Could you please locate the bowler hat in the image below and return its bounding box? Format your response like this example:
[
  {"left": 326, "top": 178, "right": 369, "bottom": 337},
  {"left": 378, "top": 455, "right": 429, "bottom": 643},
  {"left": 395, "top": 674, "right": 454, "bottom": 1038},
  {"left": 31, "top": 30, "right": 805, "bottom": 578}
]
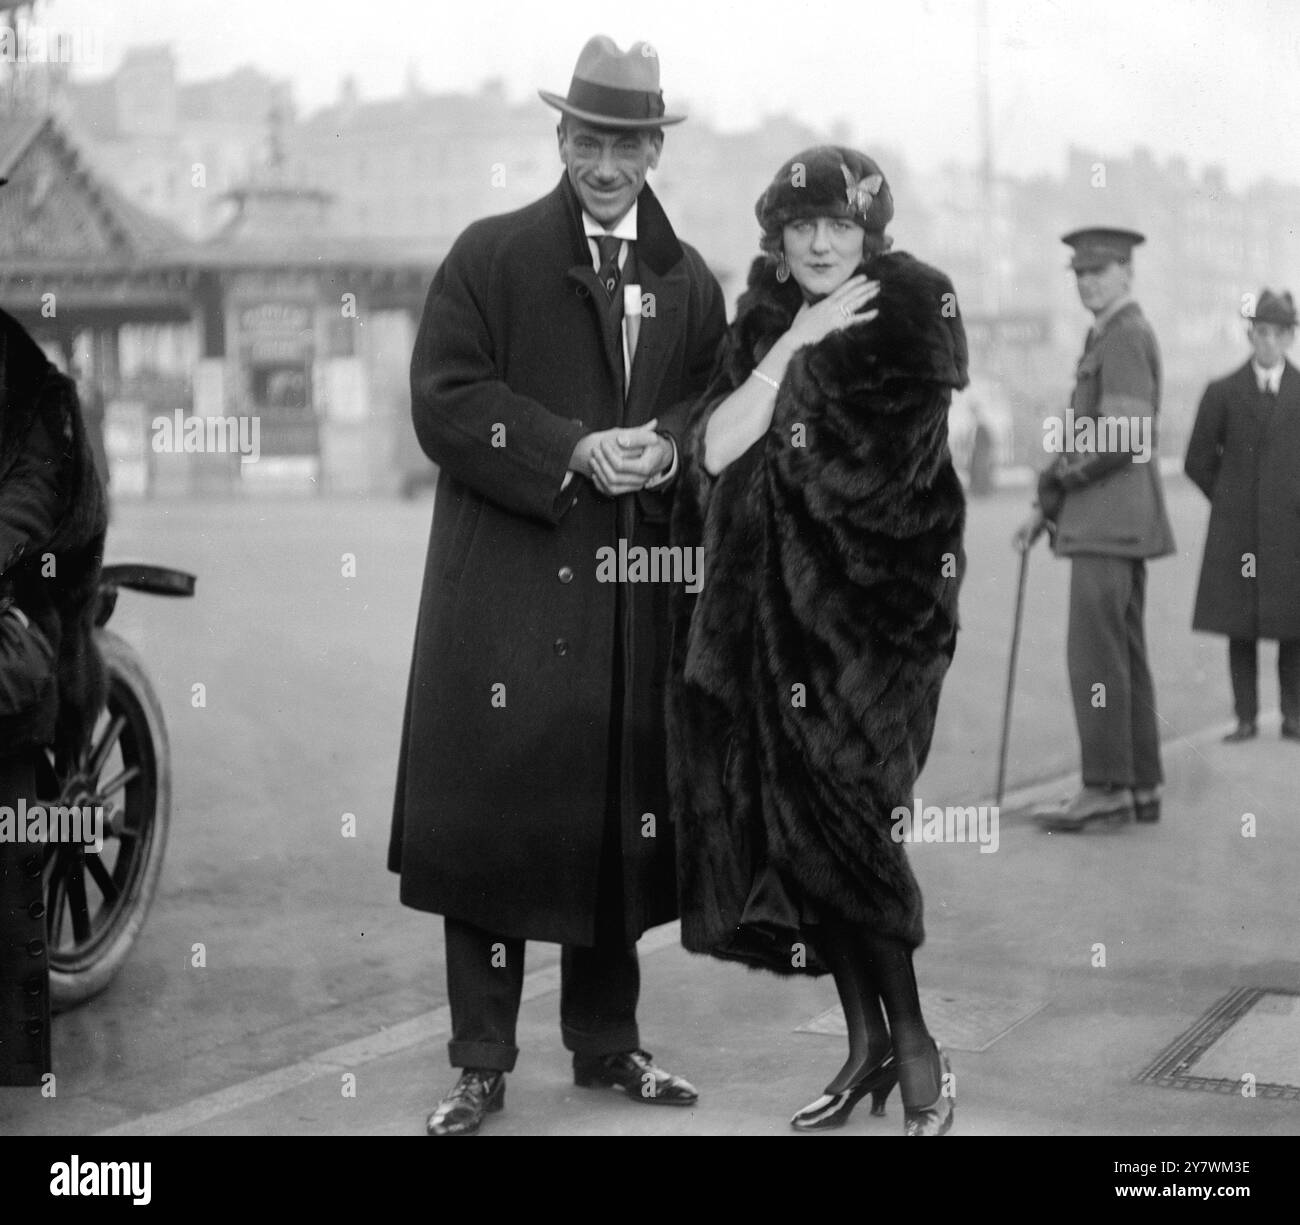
[
  {"left": 756, "top": 146, "right": 894, "bottom": 246},
  {"left": 539, "top": 35, "right": 684, "bottom": 129},
  {"left": 1246, "top": 289, "right": 1297, "bottom": 328},
  {"left": 1063, "top": 227, "right": 1145, "bottom": 271}
]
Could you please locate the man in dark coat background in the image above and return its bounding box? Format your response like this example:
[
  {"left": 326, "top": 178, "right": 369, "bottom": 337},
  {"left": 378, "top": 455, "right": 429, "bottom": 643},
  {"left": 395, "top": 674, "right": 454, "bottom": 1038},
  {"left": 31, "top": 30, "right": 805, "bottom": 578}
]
[
  {"left": 1015, "top": 228, "right": 1176, "bottom": 832},
  {"left": 388, "top": 36, "right": 725, "bottom": 1135},
  {"left": 1185, "top": 289, "right": 1300, "bottom": 742}
]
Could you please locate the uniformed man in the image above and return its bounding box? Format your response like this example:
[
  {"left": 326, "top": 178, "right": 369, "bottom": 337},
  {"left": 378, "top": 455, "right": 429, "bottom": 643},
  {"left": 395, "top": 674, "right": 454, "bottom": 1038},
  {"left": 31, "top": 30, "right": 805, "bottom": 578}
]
[
  {"left": 1014, "top": 228, "right": 1176, "bottom": 831},
  {"left": 1185, "top": 289, "right": 1300, "bottom": 742}
]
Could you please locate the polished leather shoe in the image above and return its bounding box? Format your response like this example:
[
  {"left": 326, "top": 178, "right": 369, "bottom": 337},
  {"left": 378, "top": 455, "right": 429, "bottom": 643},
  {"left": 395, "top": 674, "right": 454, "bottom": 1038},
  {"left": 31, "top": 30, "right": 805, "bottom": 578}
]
[
  {"left": 1282, "top": 721, "right": 1300, "bottom": 741},
  {"left": 573, "top": 1049, "right": 698, "bottom": 1105},
  {"left": 1034, "top": 785, "right": 1133, "bottom": 832},
  {"left": 1132, "top": 786, "right": 1161, "bottom": 824},
  {"left": 903, "top": 1043, "right": 954, "bottom": 1137},
  {"left": 791, "top": 1051, "right": 897, "bottom": 1130},
  {"left": 1223, "top": 721, "right": 1258, "bottom": 743},
  {"left": 426, "top": 1069, "right": 504, "bottom": 1136}
]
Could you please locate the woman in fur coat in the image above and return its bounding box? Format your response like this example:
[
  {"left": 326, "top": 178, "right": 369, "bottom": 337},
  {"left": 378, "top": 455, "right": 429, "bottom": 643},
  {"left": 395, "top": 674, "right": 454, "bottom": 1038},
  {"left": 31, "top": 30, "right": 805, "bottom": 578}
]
[{"left": 667, "top": 147, "right": 968, "bottom": 1135}]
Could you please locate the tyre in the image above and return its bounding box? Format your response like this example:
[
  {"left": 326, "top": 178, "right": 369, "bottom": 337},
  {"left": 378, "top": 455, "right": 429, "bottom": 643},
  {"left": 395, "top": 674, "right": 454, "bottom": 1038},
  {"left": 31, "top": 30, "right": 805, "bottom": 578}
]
[{"left": 39, "top": 628, "right": 171, "bottom": 1011}]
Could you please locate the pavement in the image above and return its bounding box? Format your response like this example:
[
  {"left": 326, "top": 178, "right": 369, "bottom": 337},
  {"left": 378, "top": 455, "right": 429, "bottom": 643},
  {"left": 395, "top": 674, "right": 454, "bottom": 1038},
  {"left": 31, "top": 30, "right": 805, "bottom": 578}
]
[
  {"left": 3, "top": 487, "right": 1297, "bottom": 1140},
  {"left": 67, "top": 714, "right": 1300, "bottom": 1138}
]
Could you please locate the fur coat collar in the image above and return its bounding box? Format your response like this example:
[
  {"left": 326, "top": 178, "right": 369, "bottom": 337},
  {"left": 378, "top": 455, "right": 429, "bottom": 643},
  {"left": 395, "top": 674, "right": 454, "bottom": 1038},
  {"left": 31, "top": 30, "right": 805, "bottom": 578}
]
[{"left": 667, "top": 250, "right": 968, "bottom": 968}]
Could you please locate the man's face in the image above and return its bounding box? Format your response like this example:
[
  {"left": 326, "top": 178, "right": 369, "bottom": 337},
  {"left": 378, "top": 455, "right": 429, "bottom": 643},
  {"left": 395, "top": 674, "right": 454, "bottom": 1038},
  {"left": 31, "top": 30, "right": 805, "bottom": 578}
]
[
  {"left": 1249, "top": 321, "right": 1293, "bottom": 369},
  {"left": 1074, "top": 260, "right": 1130, "bottom": 316},
  {"left": 558, "top": 120, "right": 661, "bottom": 226}
]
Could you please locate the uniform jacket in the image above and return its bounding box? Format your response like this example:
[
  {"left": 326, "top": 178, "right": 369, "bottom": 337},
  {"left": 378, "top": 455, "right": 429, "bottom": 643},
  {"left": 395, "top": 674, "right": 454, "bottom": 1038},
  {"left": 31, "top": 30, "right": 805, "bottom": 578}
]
[
  {"left": 1185, "top": 359, "right": 1300, "bottom": 640},
  {"left": 667, "top": 253, "right": 968, "bottom": 965},
  {"left": 1038, "top": 301, "right": 1176, "bottom": 559},
  {"left": 388, "top": 176, "right": 726, "bottom": 946}
]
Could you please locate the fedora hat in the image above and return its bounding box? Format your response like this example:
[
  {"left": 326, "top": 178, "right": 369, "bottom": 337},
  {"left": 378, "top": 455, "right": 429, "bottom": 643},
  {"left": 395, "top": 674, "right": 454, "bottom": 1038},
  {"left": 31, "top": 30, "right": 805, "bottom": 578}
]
[
  {"left": 1246, "top": 288, "right": 1297, "bottom": 328},
  {"left": 539, "top": 35, "right": 685, "bottom": 129}
]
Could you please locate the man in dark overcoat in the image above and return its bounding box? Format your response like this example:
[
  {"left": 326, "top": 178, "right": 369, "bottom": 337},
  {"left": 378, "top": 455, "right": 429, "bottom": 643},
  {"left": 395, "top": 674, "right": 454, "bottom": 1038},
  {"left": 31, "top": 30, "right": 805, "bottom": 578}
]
[
  {"left": 0, "top": 288, "right": 107, "bottom": 1086},
  {"left": 1185, "top": 289, "right": 1300, "bottom": 741},
  {"left": 1015, "top": 228, "right": 1175, "bottom": 831},
  {"left": 388, "top": 36, "right": 725, "bottom": 1134}
]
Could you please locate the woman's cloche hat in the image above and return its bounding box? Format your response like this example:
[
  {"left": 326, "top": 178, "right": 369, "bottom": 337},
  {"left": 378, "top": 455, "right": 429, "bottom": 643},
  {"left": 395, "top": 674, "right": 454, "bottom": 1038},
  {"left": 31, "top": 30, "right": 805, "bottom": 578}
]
[
  {"left": 755, "top": 146, "right": 894, "bottom": 251},
  {"left": 539, "top": 35, "right": 685, "bottom": 129}
]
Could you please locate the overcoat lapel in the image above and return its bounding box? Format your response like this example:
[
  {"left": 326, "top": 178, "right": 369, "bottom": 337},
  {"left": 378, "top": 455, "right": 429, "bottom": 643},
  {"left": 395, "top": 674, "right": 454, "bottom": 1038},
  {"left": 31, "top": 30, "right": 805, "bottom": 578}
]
[
  {"left": 1278, "top": 359, "right": 1300, "bottom": 413},
  {"left": 625, "top": 185, "right": 686, "bottom": 428}
]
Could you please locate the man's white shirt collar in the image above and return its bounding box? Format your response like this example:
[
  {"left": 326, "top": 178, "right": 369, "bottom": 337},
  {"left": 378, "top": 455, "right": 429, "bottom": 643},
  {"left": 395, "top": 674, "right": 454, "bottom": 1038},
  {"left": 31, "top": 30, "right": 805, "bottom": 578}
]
[
  {"left": 1252, "top": 360, "right": 1284, "bottom": 394},
  {"left": 582, "top": 203, "right": 638, "bottom": 245}
]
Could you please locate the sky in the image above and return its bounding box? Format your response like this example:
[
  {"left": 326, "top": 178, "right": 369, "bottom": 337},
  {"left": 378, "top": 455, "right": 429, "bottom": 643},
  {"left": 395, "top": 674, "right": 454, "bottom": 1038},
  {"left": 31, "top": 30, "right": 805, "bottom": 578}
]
[{"left": 28, "top": 0, "right": 1300, "bottom": 191}]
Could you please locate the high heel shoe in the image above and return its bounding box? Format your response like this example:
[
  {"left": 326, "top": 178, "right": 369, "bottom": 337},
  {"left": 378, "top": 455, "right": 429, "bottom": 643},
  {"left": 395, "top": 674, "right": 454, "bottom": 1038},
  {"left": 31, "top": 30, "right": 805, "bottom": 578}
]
[
  {"left": 790, "top": 1051, "right": 897, "bottom": 1130},
  {"left": 902, "top": 1042, "right": 954, "bottom": 1136}
]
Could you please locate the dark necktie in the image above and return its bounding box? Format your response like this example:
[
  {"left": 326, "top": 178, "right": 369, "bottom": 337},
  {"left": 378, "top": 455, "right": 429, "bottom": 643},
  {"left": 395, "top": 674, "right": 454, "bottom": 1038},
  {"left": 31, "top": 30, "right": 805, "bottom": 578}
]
[
  {"left": 596, "top": 235, "right": 622, "bottom": 300},
  {"left": 1256, "top": 380, "right": 1278, "bottom": 435}
]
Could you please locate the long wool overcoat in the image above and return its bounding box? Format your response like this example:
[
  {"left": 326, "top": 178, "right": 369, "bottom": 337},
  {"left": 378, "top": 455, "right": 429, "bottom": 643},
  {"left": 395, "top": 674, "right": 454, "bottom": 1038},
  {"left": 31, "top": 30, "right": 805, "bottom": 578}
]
[
  {"left": 388, "top": 176, "right": 725, "bottom": 947},
  {"left": 666, "top": 252, "right": 968, "bottom": 970},
  {"left": 1185, "top": 359, "right": 1300, "bottom": 641}
]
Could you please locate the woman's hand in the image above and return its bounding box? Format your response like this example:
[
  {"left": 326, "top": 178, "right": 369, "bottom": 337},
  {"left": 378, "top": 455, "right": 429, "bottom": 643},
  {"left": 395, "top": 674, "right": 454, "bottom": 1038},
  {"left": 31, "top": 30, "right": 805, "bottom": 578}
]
[{"left": 784, "top": 275, "right": 880, "bottom": 350}]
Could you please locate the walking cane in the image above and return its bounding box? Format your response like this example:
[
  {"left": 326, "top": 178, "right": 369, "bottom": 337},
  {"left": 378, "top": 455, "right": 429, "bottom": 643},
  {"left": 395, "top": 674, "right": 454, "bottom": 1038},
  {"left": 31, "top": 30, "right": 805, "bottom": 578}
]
[{"left": 995, "top": 541, "right": 1032, "bottom": 809}]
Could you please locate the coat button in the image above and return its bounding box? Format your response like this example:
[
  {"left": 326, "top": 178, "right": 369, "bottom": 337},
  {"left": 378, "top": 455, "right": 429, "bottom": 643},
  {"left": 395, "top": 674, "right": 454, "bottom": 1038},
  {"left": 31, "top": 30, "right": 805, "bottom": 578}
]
[
  {"left": 576, "top": 286, "right": 589, "bottom": 299},
  {"left": 27, "top": 900, "right": 45, "bottom": 920},
  {"left": 25, "top": 1020, "right": 43, "bottom": 1036},
  {"left": 553, "top": 638, "right": 568, "bottom": 656},
  {"left": 558, "top": 566, "right": 574, "bottom": 584},
  {"left": 23, "top": 975, "right": 43, "bottom": 997},
  {"left": 23, "top": 856, "right": 41, "bottom": 879},
  {"left": 27, "top": 939, "right": 44, "bottom": 957}
]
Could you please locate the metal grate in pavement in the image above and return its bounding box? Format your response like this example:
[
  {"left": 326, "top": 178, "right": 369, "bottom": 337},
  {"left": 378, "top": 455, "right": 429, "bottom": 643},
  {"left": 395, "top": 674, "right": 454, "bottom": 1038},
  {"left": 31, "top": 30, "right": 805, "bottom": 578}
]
[
  {"left": 797, "top": 988, "right": 1050, "bottom": 1053},
  {"left": 1136, "top": 987, "right": 1300, "bottom": 1099}
]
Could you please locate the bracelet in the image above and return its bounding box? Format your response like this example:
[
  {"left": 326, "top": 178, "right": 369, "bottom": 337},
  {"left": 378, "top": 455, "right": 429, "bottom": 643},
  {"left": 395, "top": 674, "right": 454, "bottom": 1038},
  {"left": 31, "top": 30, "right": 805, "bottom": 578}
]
[{"left": 749, "top": 369, "right": 780, "bottom": 391}]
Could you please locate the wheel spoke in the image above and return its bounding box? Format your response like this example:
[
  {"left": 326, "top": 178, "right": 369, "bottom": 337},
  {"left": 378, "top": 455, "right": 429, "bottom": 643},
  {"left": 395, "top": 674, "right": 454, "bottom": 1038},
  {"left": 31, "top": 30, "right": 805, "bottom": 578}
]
[
  {"left": 93, "top": 765, "right": 141, "bottom": 802},
  {"left": 47, "top": 861, "right": 69, "bottom": 948},
  {"left": 67, "top": 860, "right": 93, "bottom": 944},
  {"left": 84, "top": 853, "right": 120, "bottom": 908},
  {"left": 86, "top": 714, "right": 127, "bottom": 783}
]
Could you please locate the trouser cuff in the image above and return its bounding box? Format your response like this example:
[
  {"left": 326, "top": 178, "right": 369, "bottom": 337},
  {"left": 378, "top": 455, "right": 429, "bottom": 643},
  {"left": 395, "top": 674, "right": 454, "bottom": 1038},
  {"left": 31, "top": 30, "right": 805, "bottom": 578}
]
[
  {"left": 448, "top": 1040, "right": 518, "bottom": 1073},
  {"left": 561, "top": 1022, "right": 640, "bottom": 1059}
]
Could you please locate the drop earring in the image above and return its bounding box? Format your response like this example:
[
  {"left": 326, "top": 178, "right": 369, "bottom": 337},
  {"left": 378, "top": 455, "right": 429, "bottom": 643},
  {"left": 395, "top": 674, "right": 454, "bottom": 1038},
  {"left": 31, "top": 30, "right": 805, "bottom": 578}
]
[{"left": 776, "top": 253, "right": 790, "bottom": 283}]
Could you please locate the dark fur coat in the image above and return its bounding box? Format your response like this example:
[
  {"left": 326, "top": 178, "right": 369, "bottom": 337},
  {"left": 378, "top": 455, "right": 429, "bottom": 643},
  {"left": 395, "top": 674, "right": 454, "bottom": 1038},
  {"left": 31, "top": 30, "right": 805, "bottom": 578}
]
[
  {"left": 0, "top": 309, "right": 107, "bottom": 757},
  {"left": 666, "top": 252, "right": 968, "bottom": 972}
]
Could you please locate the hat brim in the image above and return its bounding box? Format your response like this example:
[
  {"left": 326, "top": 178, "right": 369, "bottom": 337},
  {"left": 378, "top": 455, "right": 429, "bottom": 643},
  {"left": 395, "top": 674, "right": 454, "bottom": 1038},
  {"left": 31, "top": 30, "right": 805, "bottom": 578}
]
[
  {"left": 1069, "top": 257, "right": 1118, "bottom": 272},
  {"left": 538, "top": 90, "right": 685, "bottom": 128}
]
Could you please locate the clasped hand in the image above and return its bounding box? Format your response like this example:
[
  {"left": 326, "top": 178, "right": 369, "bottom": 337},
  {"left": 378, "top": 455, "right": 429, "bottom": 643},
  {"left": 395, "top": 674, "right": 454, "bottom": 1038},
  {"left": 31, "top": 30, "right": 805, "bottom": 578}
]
[{"left": 571, "top": 419, "right": 672, "bottom": 496}]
